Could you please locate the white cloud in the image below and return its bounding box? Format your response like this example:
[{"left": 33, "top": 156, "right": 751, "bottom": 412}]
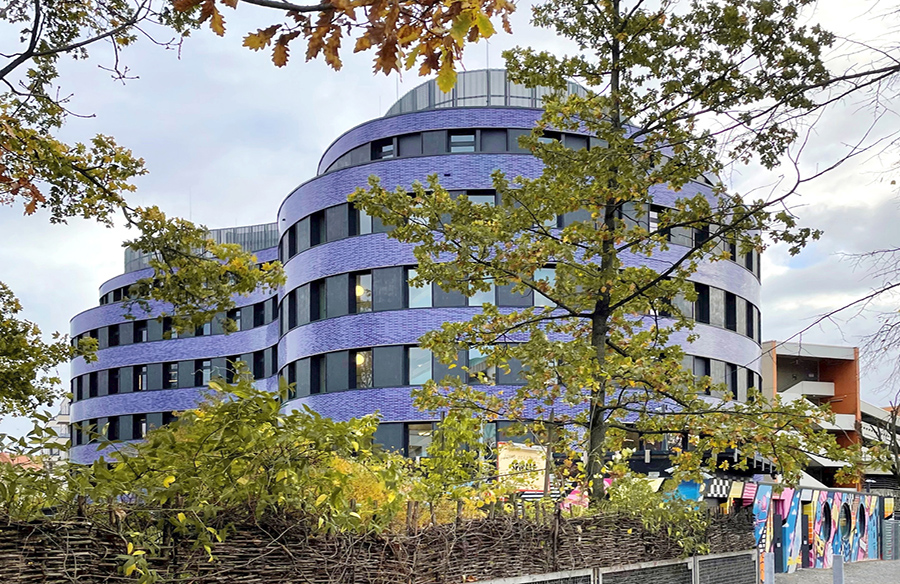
[{"left": 3, "top": 0, "right": 900, "bottom": 437}]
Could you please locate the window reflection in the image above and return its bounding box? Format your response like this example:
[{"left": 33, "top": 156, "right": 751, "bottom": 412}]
[
  {"left": 468, "top": 348, "right": 497, "bottom": 384},
  {"left": 408, "top": 347, "right": 432, "bottom": 385},
  {"left": 468, "top": 282, "right": 494, "bottom": 306},
  {"left": 407, "top": 269, "right": 431, "bottom": 308},
  {"left": 354, "top": 350, "right": 373, "bottom": 388},
  {"left": 354, "top": 273, "right": 373, "bottom": 313},
  {"left": 407, "top": 423, "right": 433, "bottom": 458},
  {"left": 534, "top": 267, "right": 556, "bottom": 307},
  {"left": 449, "top": 131, "right": 476, "bottom": 153}
]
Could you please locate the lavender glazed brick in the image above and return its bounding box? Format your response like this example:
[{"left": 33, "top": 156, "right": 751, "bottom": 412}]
[
  {"left": 97, "top": 248, "right": 277, "bottom": 297},
  {"left": 70, "top": 321, "right": 279, "bottom": 376},
  {"left": 67, "top": 91, "right": 762, "bottom": 442},
  {"left": 317, "top": 108, "right": 552, "bottom": 174}
]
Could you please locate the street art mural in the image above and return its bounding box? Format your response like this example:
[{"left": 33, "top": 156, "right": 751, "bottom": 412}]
[
  {"left": 733, "top": 482, "right": 887, "bottom": 574},
  {"left": 699, "top": 477, "right": 893, "bottom": 578}
]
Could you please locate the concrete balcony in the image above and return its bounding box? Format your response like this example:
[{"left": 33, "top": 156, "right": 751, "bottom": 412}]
[
  {"left": 782, "top": 380, "right": 835, "bottom": 397},
  {"left": 820, "top": 413, "right": 857, "bottom": 432}
]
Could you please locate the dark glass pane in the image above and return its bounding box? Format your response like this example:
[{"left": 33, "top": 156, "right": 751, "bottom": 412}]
[
  {"left": 354, "top": 273, "right": 373, "bottom": 313},
  {"left": 408, "top": 348, "right": 432, "bottom": 385},
  {"left": 354, "top": 350, "right": 373, "bottom": 388}
]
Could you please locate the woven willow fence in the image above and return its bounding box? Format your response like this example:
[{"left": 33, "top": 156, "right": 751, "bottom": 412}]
[{"left": 0, "top": 507, "right": 754, "bottom": 584}]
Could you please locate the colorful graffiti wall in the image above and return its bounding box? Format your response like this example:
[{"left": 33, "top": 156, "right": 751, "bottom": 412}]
[{"left": 730, "top": 481, "right": 889, "bottom": 574}]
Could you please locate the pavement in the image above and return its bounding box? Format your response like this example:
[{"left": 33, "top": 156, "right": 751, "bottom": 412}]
[{"left": 775, "top": 560, "right": 900, "bottom": 583}]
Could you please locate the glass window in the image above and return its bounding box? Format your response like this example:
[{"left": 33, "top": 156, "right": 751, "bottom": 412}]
[
  {"left": 163, "top": 317, "right": 178, "bottom": 339},
  {"left": 310, "top": 210, "right": 326, "bottom": 246},
  {"left": 839, "top": 504, "right": 851, "bottom": 538},
  {"left": 311, "top": 280, "right": 327, "bottom": 320},
  {"left": 372, "top": 138, "right": 394, "bottom": 160},
  {"left": 87, "top": 418, "right": 99, "bottom": 443},
  {"left": 352, "top": 203, "right": 372, "bottom": 236},
  {"left": 108, "top": 324, "right": 120, "bottom": 347},
  {"left": 726, "top": 363, "right": 738, "bottom": 399},
  {"left": 465, "top": 190, "right": 495, "bottom": 206},
  {"left": 694, "top": 283, "right": 710, "bottom": 324},
  {"left": 408, "top": 347, "right": 432, "bottom": 385},
  {"left": 649, "top": 205, "right": 670, "bottom": 240},
  {"left": 108, "top": 368, "right": 119, "bottom": 395},
  {"left": 194, "top": 359, "right": 212, "bottom": 386},
  {"left": 88, "top": 372, "right": 98, "bottom": 398},
  {"left": 287, "top": 224, "right": 297, "bottom": 257},
  {"left": 133, "top": 414, "right": 146, "bottom": 440},
  {"left": 133, "top": 321, "right": 148, "bottom": 343},
  {"left": 354, "top": 273, "right": 373, "bottom": 313},
  {"left": 693, "top": 357, "right": 711, "bottom": 394},
  {"left": 163, "top": 362, "right": 178, "bottom": 389},
  {"left": 537, "top": 131, "right": 561, "bottom": 144},
  {"left": 449, "top": 131, "right": 476, "bottom": 153},
  {"left": 468, "top": 348, "right": 497, "bottom": 384},
  {"left": 227, "top": 308, "right": 242, "bottom": 331},
  {"left": 134, "top": 365, "right": 148, "bottom": 392},
  {"left": 534, "top": 267, "right": 556, "bottom": 307},
  {"left": 287, "top": 291, "right": 297, "bottom": 329},
  {"left": 724, "top": 292, "right": 737, "bottom": 331},
  {"left": 195, "top": 321, "right": 211, "bottom": 337},
  {"left": 253, "top": 352, "right": 265, "bottom": 380},
  {"left": 253, "top": 302, "right": 265, "bottom": 327},
  {"left": 107, "top": 416, "right": 119, "bottom": 441},
  {"left": 468, "top": 283, "right": 494, "bottom": 306},
  {"left": 311, "top": 355, "right": 325, "bottom": 394},
  {"left": 407, "top": 423, "right": 433, "bottom": 458},
  {"left": 113, "top": 288, "right": 123, "bottom": 302},
  {"left": 407, "top": 268, "right": 431, "bottom": 308},
  {"left": 353, "top": 350, "right": 373, "bottom": 388}
]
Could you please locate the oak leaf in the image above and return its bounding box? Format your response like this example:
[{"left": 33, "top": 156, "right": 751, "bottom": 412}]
[
  {"left": 273, "top": 43, "right": 289, "bottom": 67},
  {"left": 210, "top": 6, "right": 226, "bottom": 36},
  {"left": 243, "top": 25, "right": 281, "bottom": 50},
  {"left": 198, "top": 0, "right": 214, "bottom": 23},
  {"left": 172, "top": 0, "right": 202, "bottom": 11}
]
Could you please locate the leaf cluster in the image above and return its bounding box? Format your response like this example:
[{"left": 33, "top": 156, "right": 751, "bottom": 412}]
[
  {"left": 350, "top": 0, "right": 859, "bottom": 498},
  {"left": 0, "top": 282, "right": 93, "bottom": 416}
]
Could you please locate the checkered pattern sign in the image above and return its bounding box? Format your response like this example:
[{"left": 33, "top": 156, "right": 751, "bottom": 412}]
[{"left": 706, "top": 478, "right": 732, "bottom": 499}]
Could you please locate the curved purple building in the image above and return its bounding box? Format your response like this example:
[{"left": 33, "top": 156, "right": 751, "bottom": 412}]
[{"left": 69, "top": 70, "right": 762, "bottom": 463}]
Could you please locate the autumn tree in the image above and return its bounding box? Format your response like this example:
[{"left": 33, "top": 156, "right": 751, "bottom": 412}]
[
  {"left": 1, "top": 0, "right": 513, "bottom": 413},
  {"left": 352, "top": 0, "right": 873, "bottom": 502}
]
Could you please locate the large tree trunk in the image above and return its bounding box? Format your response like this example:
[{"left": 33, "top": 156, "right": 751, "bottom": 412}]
[{"left": 587, "top": 0, "right": 622, "bottom": 506}]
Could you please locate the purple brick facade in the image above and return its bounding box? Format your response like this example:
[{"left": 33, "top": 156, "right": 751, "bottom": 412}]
[{"left": 69, "top": 82, "right": 762, "bottom": 463}]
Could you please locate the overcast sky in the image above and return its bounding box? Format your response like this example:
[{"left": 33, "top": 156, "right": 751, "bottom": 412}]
[{"left": 2, "top": 1, "right": 899, "bottom": 436}]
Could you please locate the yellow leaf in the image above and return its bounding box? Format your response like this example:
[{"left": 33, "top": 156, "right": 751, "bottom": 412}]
[
  {"left": 124, "top": 564, "right": 136, "bottom": 576},
  {"left": 177, "top": 512, "right": 186, "bottom": 523},
  {"left": 243, "top": 25, "right": 281, "bottom": 51},
  {"left": 475, "top": 13, "right": 495, "bottom": 38},
  {"left": 273, "top": 43, "right": 289, "bottom": 67},
  {"left": 208, "top": 380, "right": 223, "bottom": 391},
  {"left": 449, "top": 13, "right": 473, "bottom": 43},
  {"left": 127, "top": 542, "right": 134, "bottom": 554},
  {"left": 163, "top": 475, "right": 176, "bottom": 488},
  {"left": 316, "top": 493, "right": 328, "bottom": 506},
  {"left": 354, "top": 35, "right": 372, "bottom": 53},
  {"left": 437, "top": 62, "right": 456, "bottom": 91},
  {"left": 210, "top": 6, "right": 226, "bottom": 36}
]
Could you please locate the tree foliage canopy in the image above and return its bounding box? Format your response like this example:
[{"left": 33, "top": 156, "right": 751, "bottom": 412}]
[
  {"left": 352, "top": 0, "right": 872, "bottom": 500},
  {"left": 1, "top": 0, "right": 512, "bottom": 411}
]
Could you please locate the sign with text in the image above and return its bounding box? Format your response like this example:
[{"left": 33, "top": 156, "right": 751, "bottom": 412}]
[{"left": 497, "top": 441, "right": 546, "bottom": 491}]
